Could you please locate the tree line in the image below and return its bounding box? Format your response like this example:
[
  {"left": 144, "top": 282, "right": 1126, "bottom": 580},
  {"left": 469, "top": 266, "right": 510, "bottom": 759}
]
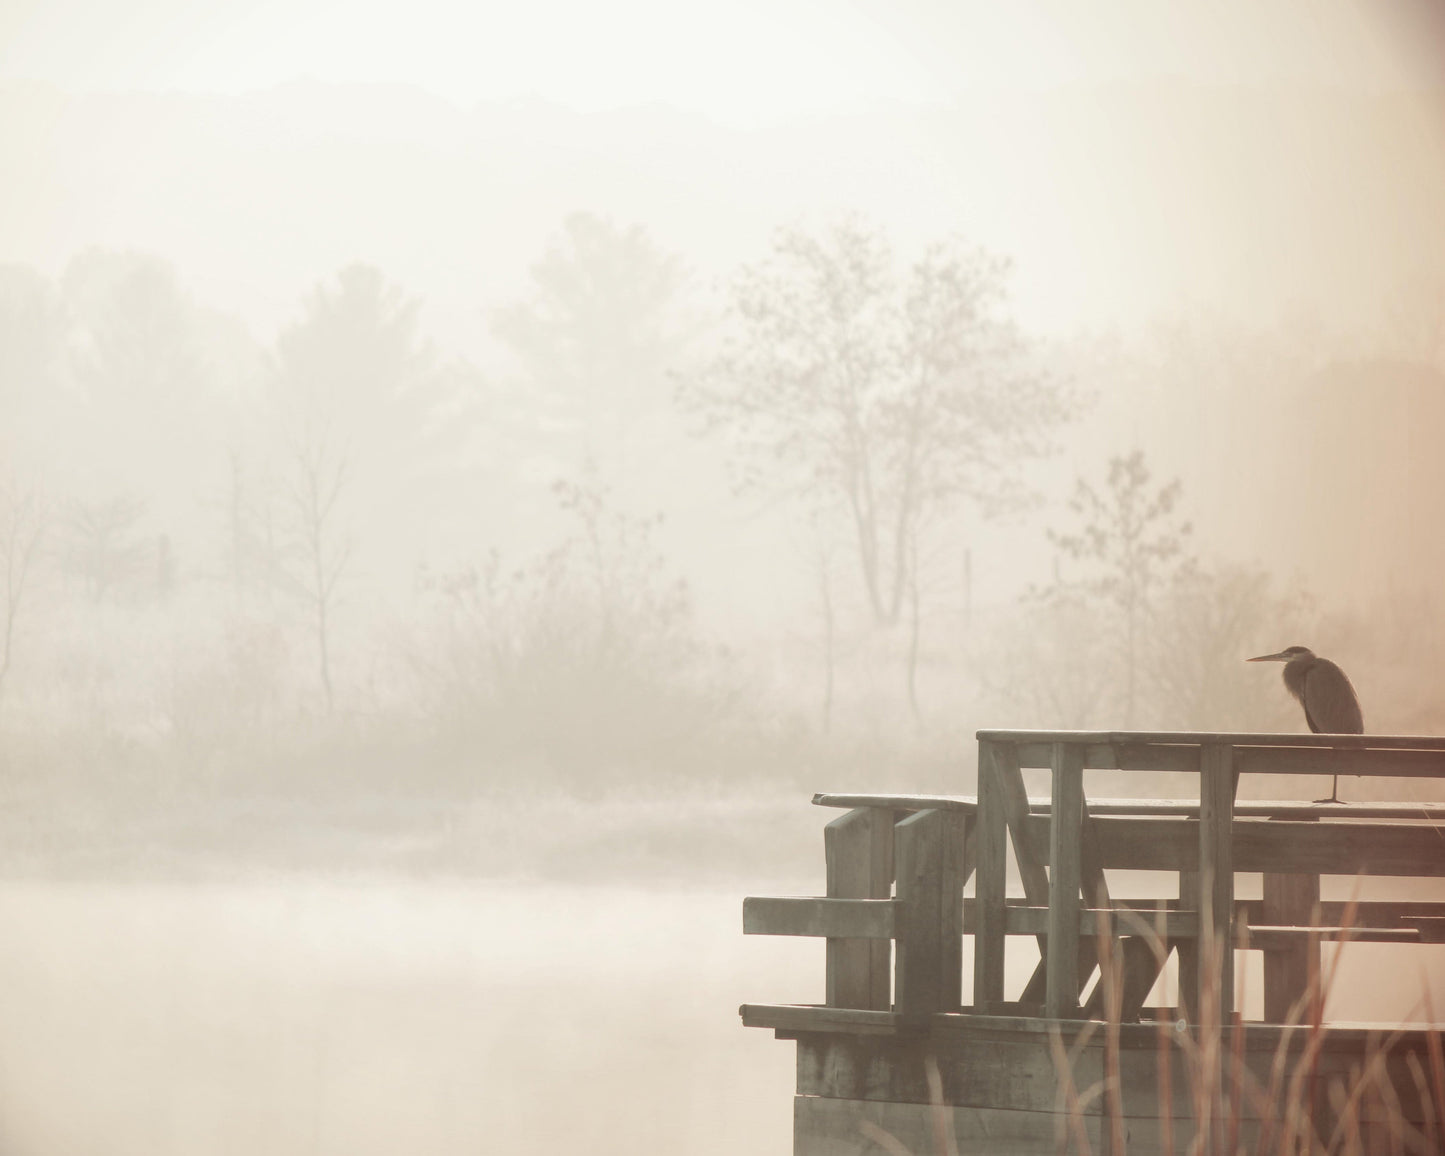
[{"left": 0, "top": 214, "right": 1392, "bottom": 789}]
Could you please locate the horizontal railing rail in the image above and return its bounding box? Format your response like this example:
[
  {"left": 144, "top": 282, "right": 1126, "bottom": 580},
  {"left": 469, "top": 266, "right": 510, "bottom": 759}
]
[
  {"left": 977, "top": 728, "right": 1445, "bottom": 750},
  {"left": 814, "top": 791, "right": 1445, "bottom": 821}
]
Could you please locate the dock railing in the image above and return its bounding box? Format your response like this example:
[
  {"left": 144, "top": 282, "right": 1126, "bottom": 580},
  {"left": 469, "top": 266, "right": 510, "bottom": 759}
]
[{"left": 744, "top": 729, "right": 1445, "bottom": 1029}]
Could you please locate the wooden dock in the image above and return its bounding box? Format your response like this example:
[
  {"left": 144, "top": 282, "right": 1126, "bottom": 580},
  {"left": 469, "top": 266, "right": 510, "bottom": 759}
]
[{"left": 741, "top": 729, "right": 1445, "bottom": 1154}]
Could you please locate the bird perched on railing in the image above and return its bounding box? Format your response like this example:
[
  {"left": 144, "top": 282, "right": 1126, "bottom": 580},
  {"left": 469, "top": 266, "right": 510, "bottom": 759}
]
[{"left": 1247, "top": 645, "right": 1363, "bottom": 803}]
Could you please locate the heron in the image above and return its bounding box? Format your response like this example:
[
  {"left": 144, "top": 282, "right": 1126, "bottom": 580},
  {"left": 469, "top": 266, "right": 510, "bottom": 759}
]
[{"left": 1247, "top": 645, "right": 1364, "bottom": 803}]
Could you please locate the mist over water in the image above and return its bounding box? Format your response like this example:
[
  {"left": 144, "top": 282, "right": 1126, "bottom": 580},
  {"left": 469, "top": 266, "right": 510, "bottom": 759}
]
[
  {"left": 0, "top": 881, "right": 804, "bottom": 1155},
  {"left": 3, "top": 2, "right": 1445, "bottom": 1152}
]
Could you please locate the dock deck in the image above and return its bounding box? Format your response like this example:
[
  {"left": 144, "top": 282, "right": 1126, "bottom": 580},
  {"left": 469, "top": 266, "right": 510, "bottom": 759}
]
[{"left": 741, "top": 729, "right": 1445, "bottom": 1154}]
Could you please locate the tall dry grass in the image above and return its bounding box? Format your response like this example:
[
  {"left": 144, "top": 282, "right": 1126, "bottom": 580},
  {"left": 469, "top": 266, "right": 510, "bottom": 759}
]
[
  {"left": 865, "top": 892, "right": 1445, "bottom": 1155},
  {"left": 1058, "top": 894, "right": 1445, "bottom": 1155}
]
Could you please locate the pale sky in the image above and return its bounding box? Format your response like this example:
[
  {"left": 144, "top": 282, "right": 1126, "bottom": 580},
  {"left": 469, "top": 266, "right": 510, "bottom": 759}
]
[{"left": 0, "top": 0, "right": 1433, "bottom": 124}]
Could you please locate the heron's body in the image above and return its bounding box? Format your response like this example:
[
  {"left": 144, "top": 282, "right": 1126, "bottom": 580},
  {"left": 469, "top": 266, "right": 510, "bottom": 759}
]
[
  {"left": 1279, "top": 653, "right": 1364, "bottom": 736},
  {"left": 1248, "top": 645, "right": 1364, "bottom": 801}
]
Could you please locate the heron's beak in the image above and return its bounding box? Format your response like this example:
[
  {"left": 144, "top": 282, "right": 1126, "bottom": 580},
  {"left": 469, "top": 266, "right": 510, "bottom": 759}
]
[{"left": 1247, "top": 652, "right": 1289, "bottom": 663}]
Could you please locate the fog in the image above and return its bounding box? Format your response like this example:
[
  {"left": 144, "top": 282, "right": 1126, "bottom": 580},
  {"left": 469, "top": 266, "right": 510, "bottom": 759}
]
[{"left": 2, "top": 2, "right": 1445, "bottom": 1153}]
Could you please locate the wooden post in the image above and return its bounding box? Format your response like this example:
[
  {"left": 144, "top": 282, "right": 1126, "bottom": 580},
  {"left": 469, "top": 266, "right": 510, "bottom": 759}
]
[
  {"left": 1177, "top": 870, "right": 1199, "bottom": 1022},
  {"left": 895, "top": 808, "right": 965, "bottom": 1015},
  {"left": 825, "top": 807, "right": 893, "bottom": 1009},
  {"left": 1021, "top": 798, "right": 1105, "bottom": 1010},
  {"left": 1076, "top": 800, "right": 1119, "bottom": 1018},
  {"left": 1199, "top": 743, "right": 1235, "bottom": 1022},
  {"left": 1046, "top": 742, "right": 1085, "bottom": 1019},
  {"left": 995, "top": 745, "right": 1052, "bottom": 905},
  {"left": 973, "top": 741, "right": 1009, "bottom": 1010},
  {"left": 983, "top": 739, "right": 1055, "bottom": 1009},
  {"left": 1262, "top": 816, "right": 1320, "bottom": 1024}
]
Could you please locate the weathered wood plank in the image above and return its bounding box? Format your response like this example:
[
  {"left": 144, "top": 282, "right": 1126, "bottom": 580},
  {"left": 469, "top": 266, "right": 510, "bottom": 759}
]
[
  {"left": 1199, "top": 744, "right": 1235, "bottom": 1022},
  {"left": 967, "top": 999, "right": 1046, "bottom": 1018},
  {"left": 1400, "top": 915, "right": 1445, "bottom": 942},
  {"left": 1081, "top": 895, "right": 1172, "bottom": 1023},
  {"left": 1046, "top": 742, "right": 1085, "bottom": 1019},
  {"left": 963, "top": 903, "right": 1200, "bottom": 939},
  {"left": 790, "top": 1027, "right": 1441, "bottom": 1126},
  {"left": 793, "top": 1094, "right": 1103, "bottom": 1156},
  {"left": 972, "top": 741, "right": 1009, "bottom": 1008},
  {"left": 1119, "top": 1116, "right": 1261, "bottom": 1154},
  {"left": 1019, "top": 772, "right": 1113, "bottom": 1016},
  {"left": 1245, "top": 925, "right": 1420, "bottom": 947},
  {"left": 1078, "top": 797, "right": 1121, "bottom": 1021},
  {"left": 1227, "top": 818, "right": 1445, "bottom": 878},
  {"left": 1234, "top": 746, "right": 1445, "bottom": 778},
  {"left": 796, "top": 1034, "right": 1076, "bottom": 1113},
  {"left": 751, "top": 898, "right": 1280, "bottom": 942},
  {"left": 978, "top": 728, "right": 1445, "bottom": 751},
  {"left": 812, "top": 792, "right": 975, "bottom": 812},
  {"left": 794, "top": 1075, "right": 1429, "bottom": 1156},
  {"left": 1020, "top": 815, "right": 1445, "bottom": 875},
  {"left": 1119, "top": 799, "right": 1445, "bottom": 819},
  {"left": 1177, "top": 869, "right": 1199, "bottom": 1022},
  {"left": 1078, "top": 810, "right": 1111, "bottom": 915},
  {"left": 1113, "top": 1040, "right": 1438, "bottom": 1125},
  {"left": 996, "top": 759, "right": 1050, "bottom": 905},
  {"left": 980, "top": 739, "right": 1054, "bottom": 1012},
  {"left": 998, "top": 741, "right": 1055, "bottom": 1013},
  {"left": 1262, "top": 815, "right": 1320, "bottom": 1025},
  {"left": 1235, "top": 899, "right": 1445, "bottom": 926},
  {"left": 816, "top": 792, "right": 1445, "bottom": 820},
  {"left": 740, "top": 1004, "right": 907, "bottom": 1036},
  {"left": 788, "top": 1026, "right": 1440, "bottom": 1130},
  {"left": 825, "top": 807, "right": 893, "bottom": 1010},
  {"left": 894, "top": 808, "right": 964, "bottom": 1015},
  {"left": 1117, "top": 935, "right": 1169, "bottom": 1023},
  {"left": 1018, "top": 940, "right": 1097, "bottom": 1011},
  {"left": 1014, "top": 740, "right": 1201, "bottom": 772},
  {"left": 744, "top": 897, "right": 897, "bottom": 939},
  {"left": 991, "top": 895, "right": 1445, "bottom": 929},
  {"left": 744, "top": 1004, "right": 1445, "bottom": 1049}
]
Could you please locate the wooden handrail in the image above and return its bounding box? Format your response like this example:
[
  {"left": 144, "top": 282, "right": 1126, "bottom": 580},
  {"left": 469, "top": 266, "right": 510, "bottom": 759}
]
[
  {"left": 815, "top": 792, "right": 1445, "bottom": 820},
  {"left": 977, "top": 728, "right": 1445, "bottom": 750}
]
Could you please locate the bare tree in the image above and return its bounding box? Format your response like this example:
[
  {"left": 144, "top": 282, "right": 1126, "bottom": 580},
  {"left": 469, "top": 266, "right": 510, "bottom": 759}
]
[
  {"left": 1049, "top": 450, "right": 1194, "bottom": 727},
  {"left": 270, "top": 263, "right": 452, "bottom": 710},
  {"left": 687, "top": 219, "right": 1073, "bottom": 627},
  {"left": 980, "top": 588, "right": 1116, "bottom": 729},
  {"left": 1146, "top": 564, "right": 1314, "bottom": 731},
  {"left": 283, "top": 427, "right": 350, "bottom": 713},
  {"left": 799, "top": 521, "right": 842, "bottom": 734},
  {"left": 0, "top": 484, "right": 46, "bottom": 715},
  {"left": 57, "top": 496, "right": 149, "bottom": 602}
]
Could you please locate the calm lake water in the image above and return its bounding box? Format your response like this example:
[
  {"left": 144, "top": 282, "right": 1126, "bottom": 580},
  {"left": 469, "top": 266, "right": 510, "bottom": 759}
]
[
  {"left": 0, "top": 876, "right": 1440, "bottom": 1155},
  {"left": 0, "top": 880, "right": 819, "bottom": 1156}
]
